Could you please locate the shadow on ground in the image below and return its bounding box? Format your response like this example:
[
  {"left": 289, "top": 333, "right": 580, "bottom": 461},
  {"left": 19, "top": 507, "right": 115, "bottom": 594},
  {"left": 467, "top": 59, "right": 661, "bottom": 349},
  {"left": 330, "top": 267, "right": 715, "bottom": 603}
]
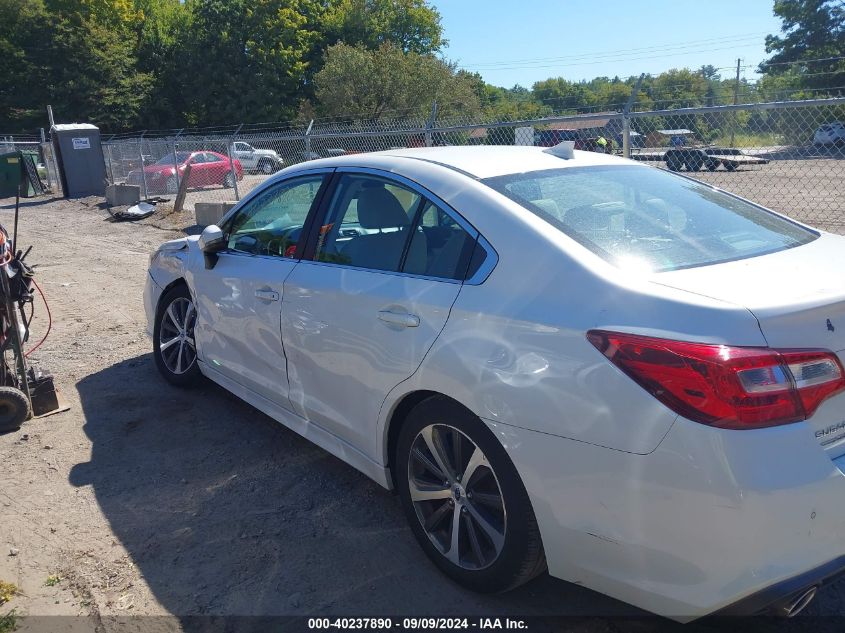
[
  {"left": 70, "top": 355, "right": 649, "bottom": 629},
  {"left": 70, "top": 356, "right": 845, "bottom": 632}
]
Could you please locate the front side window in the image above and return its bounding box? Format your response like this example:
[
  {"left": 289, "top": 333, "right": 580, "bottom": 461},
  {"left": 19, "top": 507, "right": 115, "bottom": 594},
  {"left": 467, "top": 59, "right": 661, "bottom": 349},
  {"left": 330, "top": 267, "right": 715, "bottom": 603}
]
[
  {"left": 483, "top": 165, "right": 817, "bottom": 272},
  {"left": 225, "top": 175, "right": 325, "bottom": 258}
]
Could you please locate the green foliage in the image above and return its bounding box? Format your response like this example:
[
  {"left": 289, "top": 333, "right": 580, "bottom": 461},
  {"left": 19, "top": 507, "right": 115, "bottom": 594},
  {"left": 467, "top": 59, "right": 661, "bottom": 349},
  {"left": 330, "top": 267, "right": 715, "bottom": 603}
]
[
  {"left": 322, "top": 0, "right": 444, "bottom": 54},
  {"left": 761, "top": 0, "right": 845, "bottom": 93},
  {"left": 314, "top": 42, "right": 479, "bottom": 120}
]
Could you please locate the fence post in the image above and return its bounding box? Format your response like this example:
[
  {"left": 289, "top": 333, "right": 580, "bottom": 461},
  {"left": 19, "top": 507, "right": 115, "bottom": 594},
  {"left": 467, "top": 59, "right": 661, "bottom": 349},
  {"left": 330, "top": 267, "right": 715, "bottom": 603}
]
[
  {"left": 622, "top": 74, "right": 644, "bottom": 159},
  {"left": 304, "top": 119, "right": 314, "bottom": 159},
  {"left": 138, "top": 131, "right": 148, "bottom": 199},
  {"left": 172, "top": 128, "right": 184, "bottom": 194},
  {"left": 105, "top": 144, "right": 114, "bottom": 185},
  {"left": 228, "top": 124, "right": 243, "bottom": 200},
  {"left": 425, "top": 101, "right": 438, "bottom": 147}
]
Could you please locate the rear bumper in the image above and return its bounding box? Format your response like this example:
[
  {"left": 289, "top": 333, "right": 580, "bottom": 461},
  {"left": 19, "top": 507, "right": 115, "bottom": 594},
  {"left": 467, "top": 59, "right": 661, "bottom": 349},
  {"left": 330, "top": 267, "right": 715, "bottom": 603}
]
[
  {"left": 716, "top": 554, "right": 845, "bottom": 616},
  {"left": 484, "top": 417, "right": 845, "bottom": 620}
]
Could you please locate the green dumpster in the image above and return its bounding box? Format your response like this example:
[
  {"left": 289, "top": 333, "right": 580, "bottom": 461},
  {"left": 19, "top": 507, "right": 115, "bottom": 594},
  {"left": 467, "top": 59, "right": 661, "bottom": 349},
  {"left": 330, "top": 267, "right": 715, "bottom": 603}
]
[{"left": 0, "top": 151, "right": 23, "bottom": 198}]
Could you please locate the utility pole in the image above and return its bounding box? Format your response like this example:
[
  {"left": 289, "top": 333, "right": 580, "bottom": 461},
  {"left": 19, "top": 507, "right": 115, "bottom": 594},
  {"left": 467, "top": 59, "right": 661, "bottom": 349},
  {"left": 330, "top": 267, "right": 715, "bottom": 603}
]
[{"left": 730, "top": 58, "right": 741, "bottom": 146}]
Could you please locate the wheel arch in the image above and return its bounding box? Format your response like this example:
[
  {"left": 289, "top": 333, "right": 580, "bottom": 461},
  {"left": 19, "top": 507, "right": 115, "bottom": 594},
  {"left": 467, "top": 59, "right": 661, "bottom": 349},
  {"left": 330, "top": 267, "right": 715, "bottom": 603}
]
[{"left": 383, "top": 389, "right": 496, "bottom": 491}]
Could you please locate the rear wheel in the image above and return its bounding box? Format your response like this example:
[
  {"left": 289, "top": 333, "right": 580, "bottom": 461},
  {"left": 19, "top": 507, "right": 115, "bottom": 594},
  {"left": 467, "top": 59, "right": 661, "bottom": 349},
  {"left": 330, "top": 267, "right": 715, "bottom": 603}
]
[
  {"left": 258, "top": 158, "right": 275, "bottom": 175},
  {"left": 687, "top": 154, "right": 704, "bottom": 171},
  {"left": 666, "top": 156, "right": 682, "bottom": 171},
  {"left": 725, "top": 162, "right": 738, "bottom": 172},
  {"left": 396, "top": 396, "right": 546, "bottom": 592},
  {"left": 153, "top": 284, "right": 201, "bottom": 387},
  {"left": 706, "top": 160, "right": 719, "bottom": 171}
]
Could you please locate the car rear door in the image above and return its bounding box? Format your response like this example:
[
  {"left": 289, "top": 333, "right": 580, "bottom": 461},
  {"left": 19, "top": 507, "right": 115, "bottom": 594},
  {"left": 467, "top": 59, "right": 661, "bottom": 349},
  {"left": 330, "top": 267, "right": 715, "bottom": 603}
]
[
  {"left": 281, "top": 168, "right": 479, "bottom": 456},
  {"left": 189, "top": 171, "right": 331, "bottom": 408}
]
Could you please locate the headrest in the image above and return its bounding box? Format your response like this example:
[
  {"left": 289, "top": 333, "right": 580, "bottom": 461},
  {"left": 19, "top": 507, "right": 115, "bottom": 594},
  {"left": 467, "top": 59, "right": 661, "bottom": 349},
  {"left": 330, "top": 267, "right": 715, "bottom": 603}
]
[{"left": 356, "top": 187, "right": 410, "bottom": 229}]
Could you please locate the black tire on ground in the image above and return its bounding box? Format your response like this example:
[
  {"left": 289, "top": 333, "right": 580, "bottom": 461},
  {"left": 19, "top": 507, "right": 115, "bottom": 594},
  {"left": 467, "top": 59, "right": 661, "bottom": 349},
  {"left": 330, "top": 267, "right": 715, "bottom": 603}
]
[
  {"left": 258, "top": 159, "right": 275, "bottom": 175},
  {"left": 725, "top": 162, "right": 738, "bottom": 172},
  {"left": 706, "top": 160, "right": 718, "bottom": 171},
  {"left": 153, "top": 284, "right": 202, "bottom": 388},
  {"left": 666, "top": 156, "right": 682, "bottom": 171},
  {"left": 0, "top": 386, "right": 31, "bottom": 433},
  {"left": 687, "top": 154, "right": 704, "bottom": 172},
  {"left": 223, "top": 173, "right": 235, "bottom": 188},
  {"left": 395, "top": 395, "right": 546, "bottom": 593}
]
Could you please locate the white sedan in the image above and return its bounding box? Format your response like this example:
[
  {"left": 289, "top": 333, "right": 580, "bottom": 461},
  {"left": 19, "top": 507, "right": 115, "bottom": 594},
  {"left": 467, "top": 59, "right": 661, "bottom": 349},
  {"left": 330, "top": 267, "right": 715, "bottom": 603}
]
[{"left": 145, "top": 145, "right": 845, "bottom": 620}]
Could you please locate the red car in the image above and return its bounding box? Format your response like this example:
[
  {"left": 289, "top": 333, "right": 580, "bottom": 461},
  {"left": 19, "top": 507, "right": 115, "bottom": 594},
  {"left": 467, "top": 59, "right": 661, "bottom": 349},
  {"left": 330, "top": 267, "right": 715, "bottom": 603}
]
[{"left": 126, "top": 151, "right": 243, "bottom": 194}]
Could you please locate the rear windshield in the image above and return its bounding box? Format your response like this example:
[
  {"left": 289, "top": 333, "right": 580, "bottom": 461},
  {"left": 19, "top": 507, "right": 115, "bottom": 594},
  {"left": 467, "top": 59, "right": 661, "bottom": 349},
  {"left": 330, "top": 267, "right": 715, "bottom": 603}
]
[{"left": 482, "top": 165, "right": 817, "bottom": 272}]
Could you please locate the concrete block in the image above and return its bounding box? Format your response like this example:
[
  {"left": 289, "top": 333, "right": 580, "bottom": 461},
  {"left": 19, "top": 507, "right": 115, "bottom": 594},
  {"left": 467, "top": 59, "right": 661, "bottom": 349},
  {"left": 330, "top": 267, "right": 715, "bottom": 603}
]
[
  {"left": 106, "top": 184, "right": 140, "bottom": 206},
  {"left": 195, "top": 201, "right": 237, "bottom": 227}
]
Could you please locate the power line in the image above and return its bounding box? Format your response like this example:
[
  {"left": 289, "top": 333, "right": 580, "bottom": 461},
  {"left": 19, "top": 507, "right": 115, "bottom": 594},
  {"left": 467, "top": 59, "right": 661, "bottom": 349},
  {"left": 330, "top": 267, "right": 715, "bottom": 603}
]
[{"left": 460, "top": 32, "right": 768, "bottom": 68}]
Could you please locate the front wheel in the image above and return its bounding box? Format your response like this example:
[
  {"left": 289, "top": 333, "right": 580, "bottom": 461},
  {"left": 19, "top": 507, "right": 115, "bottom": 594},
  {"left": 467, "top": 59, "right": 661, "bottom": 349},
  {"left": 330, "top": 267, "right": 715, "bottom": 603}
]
[
  {"left": 396, "top": 396, "right": 546, "bottom": 593},
  {"left": 153, "top": 284, "right": 201, "bottom": 387}
]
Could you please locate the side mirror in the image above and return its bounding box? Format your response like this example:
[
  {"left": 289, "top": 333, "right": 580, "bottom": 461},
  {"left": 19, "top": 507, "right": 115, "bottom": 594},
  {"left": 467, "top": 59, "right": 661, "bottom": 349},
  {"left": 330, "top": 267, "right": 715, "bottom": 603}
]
[{"left": 199, "top": 224, "right": 226, "bottom": 269}]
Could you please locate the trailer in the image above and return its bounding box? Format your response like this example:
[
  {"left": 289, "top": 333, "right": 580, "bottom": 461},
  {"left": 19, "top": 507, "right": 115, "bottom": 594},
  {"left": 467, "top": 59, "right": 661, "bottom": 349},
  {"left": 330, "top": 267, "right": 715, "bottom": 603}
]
[{"left": 664, "top": 147, "right": 769, "bottom": 172}]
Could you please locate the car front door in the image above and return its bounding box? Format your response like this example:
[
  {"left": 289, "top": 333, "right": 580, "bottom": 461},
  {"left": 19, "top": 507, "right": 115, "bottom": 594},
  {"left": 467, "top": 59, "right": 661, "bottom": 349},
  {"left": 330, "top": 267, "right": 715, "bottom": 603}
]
[
  {"left": 234, "top": 142, "right": 257, "bottom": 170},
  {"left": 281, "top": 169, "right": 478, "bottom": 455},
  {"left": 189, "top": 172, "right": 330, "bottom": 408}
]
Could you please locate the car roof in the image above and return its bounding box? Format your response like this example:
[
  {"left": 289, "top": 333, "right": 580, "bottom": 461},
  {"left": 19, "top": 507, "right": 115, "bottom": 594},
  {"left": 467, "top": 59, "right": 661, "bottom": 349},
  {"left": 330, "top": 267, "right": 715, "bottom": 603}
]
[{"left": 295, "top": 145, "right": 635, "bottom": 180}]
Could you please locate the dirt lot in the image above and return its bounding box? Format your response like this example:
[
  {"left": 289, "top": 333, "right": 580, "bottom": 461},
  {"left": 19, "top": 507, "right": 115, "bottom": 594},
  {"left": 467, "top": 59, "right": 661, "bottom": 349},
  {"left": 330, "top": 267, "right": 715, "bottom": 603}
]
[{"left": 1, "top": 191, "right": 845, "bottom": 633}]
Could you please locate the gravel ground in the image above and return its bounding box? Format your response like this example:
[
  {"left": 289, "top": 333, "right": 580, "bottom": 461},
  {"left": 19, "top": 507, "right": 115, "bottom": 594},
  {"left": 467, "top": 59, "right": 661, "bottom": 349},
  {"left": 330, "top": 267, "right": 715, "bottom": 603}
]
[{"left": 0, "top": 191, "right": 844, "bottom": 633}]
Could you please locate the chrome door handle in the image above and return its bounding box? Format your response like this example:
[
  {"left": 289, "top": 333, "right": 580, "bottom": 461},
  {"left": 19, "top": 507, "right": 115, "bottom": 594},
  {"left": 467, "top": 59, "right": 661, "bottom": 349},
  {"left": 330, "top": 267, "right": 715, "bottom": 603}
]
[
  {"left": 255, "top": 289, "right": 280, "bottom": 302},
  {"left": 378, "top": 310, "right": 420, "bottom": 328}
]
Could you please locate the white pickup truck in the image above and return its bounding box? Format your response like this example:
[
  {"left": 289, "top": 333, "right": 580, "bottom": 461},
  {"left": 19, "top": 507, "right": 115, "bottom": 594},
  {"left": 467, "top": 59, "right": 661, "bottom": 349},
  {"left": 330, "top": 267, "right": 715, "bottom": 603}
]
[{"left": 232, "top": 142, "right": 284, "bottom": 175}]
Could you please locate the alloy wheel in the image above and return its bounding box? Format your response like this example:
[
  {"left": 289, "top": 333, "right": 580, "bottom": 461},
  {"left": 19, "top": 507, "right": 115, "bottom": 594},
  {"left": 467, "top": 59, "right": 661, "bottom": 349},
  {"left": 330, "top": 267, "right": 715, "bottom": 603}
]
[
  {"left": 408, "top": 423, "right": 507, "bottom": 570},
  {"left": 159, "top": 297, "right": 197, "bottom": 375}
]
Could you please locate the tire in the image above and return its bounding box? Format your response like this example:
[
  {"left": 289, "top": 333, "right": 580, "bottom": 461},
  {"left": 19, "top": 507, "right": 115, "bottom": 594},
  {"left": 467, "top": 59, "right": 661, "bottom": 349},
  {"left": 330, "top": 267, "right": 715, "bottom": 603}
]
[
  {"left": 706, "top": 160, "right": 718, "bottom": 171},
  {"left": 687, "top": 154, "right": 704, "bottom": 172},
  {"left": 223, "top": 172, "right": 235, "bottom": 188},
  {"left": 0, "top": 386, "right": 31, "bottom": 433},
  {"left": 395, "top": 396, "right": 546, "bottom": 593},
  {"left": 725, "top": 162, "right": 738, "bottom": 172},
  {"left": 258, "top": 159, "right": 274, "bottom": 175},
  {"left": 153, "top": 284, "right": 202, "bottom": 387},
  {"left": 666, "top": 156, "right": 682, "bottom": 171}
]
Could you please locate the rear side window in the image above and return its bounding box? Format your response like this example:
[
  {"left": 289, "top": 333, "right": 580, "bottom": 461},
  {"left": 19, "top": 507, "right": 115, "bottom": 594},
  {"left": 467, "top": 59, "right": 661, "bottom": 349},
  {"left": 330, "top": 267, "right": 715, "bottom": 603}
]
[
  {"left": 403, "top": 201, "right": 475, "bottom": 279},
  {"left": 483, "top": 165, "right": 817, "bottom": 272}
]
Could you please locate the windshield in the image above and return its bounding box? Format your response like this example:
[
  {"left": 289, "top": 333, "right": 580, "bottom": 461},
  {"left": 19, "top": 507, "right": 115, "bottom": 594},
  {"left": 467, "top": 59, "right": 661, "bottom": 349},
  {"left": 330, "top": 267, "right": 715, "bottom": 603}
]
[
  {"left": 155, "top": 152, "right": 192, "bottom": 166},
  {"left": 482, "top": 165, "right": 817, "bottom": 272}
]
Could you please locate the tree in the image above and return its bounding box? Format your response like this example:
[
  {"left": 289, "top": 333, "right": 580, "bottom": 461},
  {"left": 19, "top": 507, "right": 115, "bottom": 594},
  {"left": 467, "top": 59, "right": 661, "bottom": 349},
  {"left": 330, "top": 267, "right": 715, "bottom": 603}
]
[
  {"left": 760, "top": 0, "right": 845, "bottom": 93},
  {"left": 0, "top": 0, "right": 152, "bottom": 132},
  {"left": 176, "top": 0, "right": 325, "bottom": 125},
  {"left": 314, "top": 43, "right": 479, "bottom": 120},
  {"left": 321, "top": 0, "right": 444, "bottom": 54}
]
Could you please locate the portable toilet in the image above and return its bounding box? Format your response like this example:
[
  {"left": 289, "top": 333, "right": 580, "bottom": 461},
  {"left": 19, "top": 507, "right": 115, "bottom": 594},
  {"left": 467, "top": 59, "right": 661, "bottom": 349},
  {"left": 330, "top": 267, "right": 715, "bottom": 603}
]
[{"left": 51, "top": 123, "right": 107, "bottom": 198}]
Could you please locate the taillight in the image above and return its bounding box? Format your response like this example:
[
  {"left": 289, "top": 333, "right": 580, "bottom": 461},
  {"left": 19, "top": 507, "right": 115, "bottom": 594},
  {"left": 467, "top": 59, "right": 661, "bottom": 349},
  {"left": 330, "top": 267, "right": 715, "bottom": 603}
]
[{"left": 587, "top": 330, "right": 845, "bottom": 430}]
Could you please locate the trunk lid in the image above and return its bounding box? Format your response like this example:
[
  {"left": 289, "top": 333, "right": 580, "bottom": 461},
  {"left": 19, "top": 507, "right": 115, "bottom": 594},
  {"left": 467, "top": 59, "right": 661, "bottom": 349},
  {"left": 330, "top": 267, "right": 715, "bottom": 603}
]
[{"left": 653, "top": 232, "right": 845, "bottom": 455}]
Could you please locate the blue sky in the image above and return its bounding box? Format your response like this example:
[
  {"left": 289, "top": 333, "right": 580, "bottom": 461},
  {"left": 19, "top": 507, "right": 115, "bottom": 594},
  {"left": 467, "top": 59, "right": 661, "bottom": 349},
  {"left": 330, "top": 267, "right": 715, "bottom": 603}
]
[{"left": 430, "top": 0, "right": 784, "bottom": 88}]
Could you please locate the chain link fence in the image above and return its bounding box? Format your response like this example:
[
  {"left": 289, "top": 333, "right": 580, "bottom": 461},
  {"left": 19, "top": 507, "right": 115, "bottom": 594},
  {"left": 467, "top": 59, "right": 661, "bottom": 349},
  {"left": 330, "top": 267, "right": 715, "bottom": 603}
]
[{"left": 99, "top": 98, "right": 845, "bottom": 232}]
